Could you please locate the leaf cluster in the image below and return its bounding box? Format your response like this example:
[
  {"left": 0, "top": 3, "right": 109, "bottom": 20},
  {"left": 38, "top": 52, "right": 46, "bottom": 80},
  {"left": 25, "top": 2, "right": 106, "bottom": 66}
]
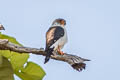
[{"left": 0, "top": 33, "right": 45, "bottom": 80}]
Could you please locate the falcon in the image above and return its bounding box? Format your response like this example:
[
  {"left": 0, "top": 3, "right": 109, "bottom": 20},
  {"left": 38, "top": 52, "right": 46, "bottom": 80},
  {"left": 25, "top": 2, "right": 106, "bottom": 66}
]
[
  {"left": 44, "top": 18, "right": 68, "bottom": 64},
  {"left": 0, "top": 24, "right": 5, "bottom": 30}
]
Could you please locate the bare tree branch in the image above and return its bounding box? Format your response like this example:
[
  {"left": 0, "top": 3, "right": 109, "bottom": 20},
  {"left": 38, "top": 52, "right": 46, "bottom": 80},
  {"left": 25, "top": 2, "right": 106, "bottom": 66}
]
[{"left": 0, "top": 39, "right": 90, "bottom": 71}]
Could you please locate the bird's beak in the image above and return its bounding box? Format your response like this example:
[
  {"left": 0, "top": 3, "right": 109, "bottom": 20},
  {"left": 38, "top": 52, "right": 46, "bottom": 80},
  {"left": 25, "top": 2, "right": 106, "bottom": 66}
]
[{"left": 0, "top": 25, "right": 5, "bottom": 30}]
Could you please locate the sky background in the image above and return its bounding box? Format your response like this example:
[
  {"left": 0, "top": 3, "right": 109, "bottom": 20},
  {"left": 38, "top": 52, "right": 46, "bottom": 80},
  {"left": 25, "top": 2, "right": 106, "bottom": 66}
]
[{"left": 0, "top": 0, "right": 120, "bottom": 80}]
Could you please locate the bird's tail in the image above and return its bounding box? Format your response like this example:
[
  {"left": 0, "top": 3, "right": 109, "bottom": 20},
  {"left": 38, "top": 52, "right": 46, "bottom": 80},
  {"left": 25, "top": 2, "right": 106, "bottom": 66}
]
[{"left": 44, "top": 47, "right": 54, "bottom": 64}]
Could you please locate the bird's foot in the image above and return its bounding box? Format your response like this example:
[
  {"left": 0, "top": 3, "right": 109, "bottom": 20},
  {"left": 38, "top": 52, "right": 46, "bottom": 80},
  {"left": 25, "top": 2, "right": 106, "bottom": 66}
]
[{"left": 58, "top": 50, "right": 64, "bottom": 55}]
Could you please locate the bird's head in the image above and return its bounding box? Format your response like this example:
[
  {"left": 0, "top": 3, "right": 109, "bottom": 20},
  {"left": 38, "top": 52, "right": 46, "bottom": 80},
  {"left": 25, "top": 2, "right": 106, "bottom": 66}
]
[
  {"left": 0, "top": 24, "right": 5, "bottom": 30},
  {"left": 52, "top": 18, "right": 66, "bottom": 27}
]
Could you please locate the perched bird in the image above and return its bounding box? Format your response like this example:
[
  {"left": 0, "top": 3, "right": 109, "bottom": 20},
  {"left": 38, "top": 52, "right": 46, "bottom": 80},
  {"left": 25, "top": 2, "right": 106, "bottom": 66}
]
[
  {"left": 44, "top": 18, "right": 68, "bottom": 64},
  {"left": 0, "top": 24, "right": 5, "bottom": 30}
]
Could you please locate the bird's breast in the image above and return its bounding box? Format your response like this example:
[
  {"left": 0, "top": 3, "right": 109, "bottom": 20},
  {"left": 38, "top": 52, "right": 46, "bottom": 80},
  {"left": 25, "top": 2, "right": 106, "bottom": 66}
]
[{"left": 59, "top": 28, "right": 68, "bottom": 49}]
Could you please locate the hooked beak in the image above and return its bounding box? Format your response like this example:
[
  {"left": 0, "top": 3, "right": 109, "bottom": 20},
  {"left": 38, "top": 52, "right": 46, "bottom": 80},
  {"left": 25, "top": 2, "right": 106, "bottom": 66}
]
[{"left": 0, "top": 25, "right": 5, "bottom": 30}]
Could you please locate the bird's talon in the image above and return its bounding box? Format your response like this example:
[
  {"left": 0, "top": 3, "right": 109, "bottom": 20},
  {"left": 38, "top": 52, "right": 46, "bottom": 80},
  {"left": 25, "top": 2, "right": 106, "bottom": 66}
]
[{"left": 58, "top": 50, "right": 64, "bottom": 55}]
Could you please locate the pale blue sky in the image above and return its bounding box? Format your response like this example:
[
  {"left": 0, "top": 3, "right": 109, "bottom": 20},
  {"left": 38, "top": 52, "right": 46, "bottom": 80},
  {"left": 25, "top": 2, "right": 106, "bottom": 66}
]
[{"left": 0, "top": 0, "right": 120, "bottom": 80}]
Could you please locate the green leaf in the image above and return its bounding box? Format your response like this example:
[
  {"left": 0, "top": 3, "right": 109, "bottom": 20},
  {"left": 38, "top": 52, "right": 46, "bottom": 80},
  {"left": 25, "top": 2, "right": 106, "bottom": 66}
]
[
  {"left": 0, "top": 55, "right": 14, "bottom": 80},
  {"left": 0, "top": 33, "right": 22, "bottom": 45},
  {"left": 10, "top": 52, "right": 29, "bottom": 70},
  {"left": 0, "top": 50, "right": 13, "bottom": 59},
  {"left": 15, "top": 62, "right": 46, "bottom": 80},
  {"left": 0, "top": 33, "right": 29, "bottom": 71},
  {"left": 0, "top": 54, "right": 2, "bottom": 65},
  {"left": 0, "top": 33, "right": 46, "bottom": 80}
]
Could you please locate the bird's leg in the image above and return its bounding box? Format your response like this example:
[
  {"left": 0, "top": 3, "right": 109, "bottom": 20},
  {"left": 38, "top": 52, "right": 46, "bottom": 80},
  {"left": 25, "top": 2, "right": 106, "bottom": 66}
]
[{"left": 57, "top": 46, "right": 64, "bottom": 55}]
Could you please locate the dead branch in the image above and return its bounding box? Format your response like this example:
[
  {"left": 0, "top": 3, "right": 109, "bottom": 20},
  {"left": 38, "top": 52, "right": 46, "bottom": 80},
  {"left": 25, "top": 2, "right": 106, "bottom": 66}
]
[{"left": 0, "top": 39, "right": 90, "bottom": 71}]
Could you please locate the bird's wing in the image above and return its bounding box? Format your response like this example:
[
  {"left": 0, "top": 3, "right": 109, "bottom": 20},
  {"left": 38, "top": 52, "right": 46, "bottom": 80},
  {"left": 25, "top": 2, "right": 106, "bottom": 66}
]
[{"left": 46, "top": 26, "right": 64, "bottom": 49}]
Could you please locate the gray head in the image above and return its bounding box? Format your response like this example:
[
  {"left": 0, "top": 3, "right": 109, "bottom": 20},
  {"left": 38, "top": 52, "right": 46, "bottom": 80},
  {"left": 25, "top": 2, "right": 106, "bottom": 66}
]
[{"left": 52, "top": 18, "right": 66, "bottom": 27}]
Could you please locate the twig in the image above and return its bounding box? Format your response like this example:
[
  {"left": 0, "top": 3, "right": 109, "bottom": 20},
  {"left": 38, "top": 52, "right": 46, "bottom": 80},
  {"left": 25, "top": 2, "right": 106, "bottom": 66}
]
[{"left": 0, "top": 39, "right": 90, "bottom": 71}]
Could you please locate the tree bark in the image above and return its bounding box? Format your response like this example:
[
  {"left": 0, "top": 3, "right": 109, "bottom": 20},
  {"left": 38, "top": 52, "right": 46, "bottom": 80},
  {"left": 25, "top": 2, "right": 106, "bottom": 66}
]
[{"left": 0, "top": 39, "right": 90, "bottom": 71}]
